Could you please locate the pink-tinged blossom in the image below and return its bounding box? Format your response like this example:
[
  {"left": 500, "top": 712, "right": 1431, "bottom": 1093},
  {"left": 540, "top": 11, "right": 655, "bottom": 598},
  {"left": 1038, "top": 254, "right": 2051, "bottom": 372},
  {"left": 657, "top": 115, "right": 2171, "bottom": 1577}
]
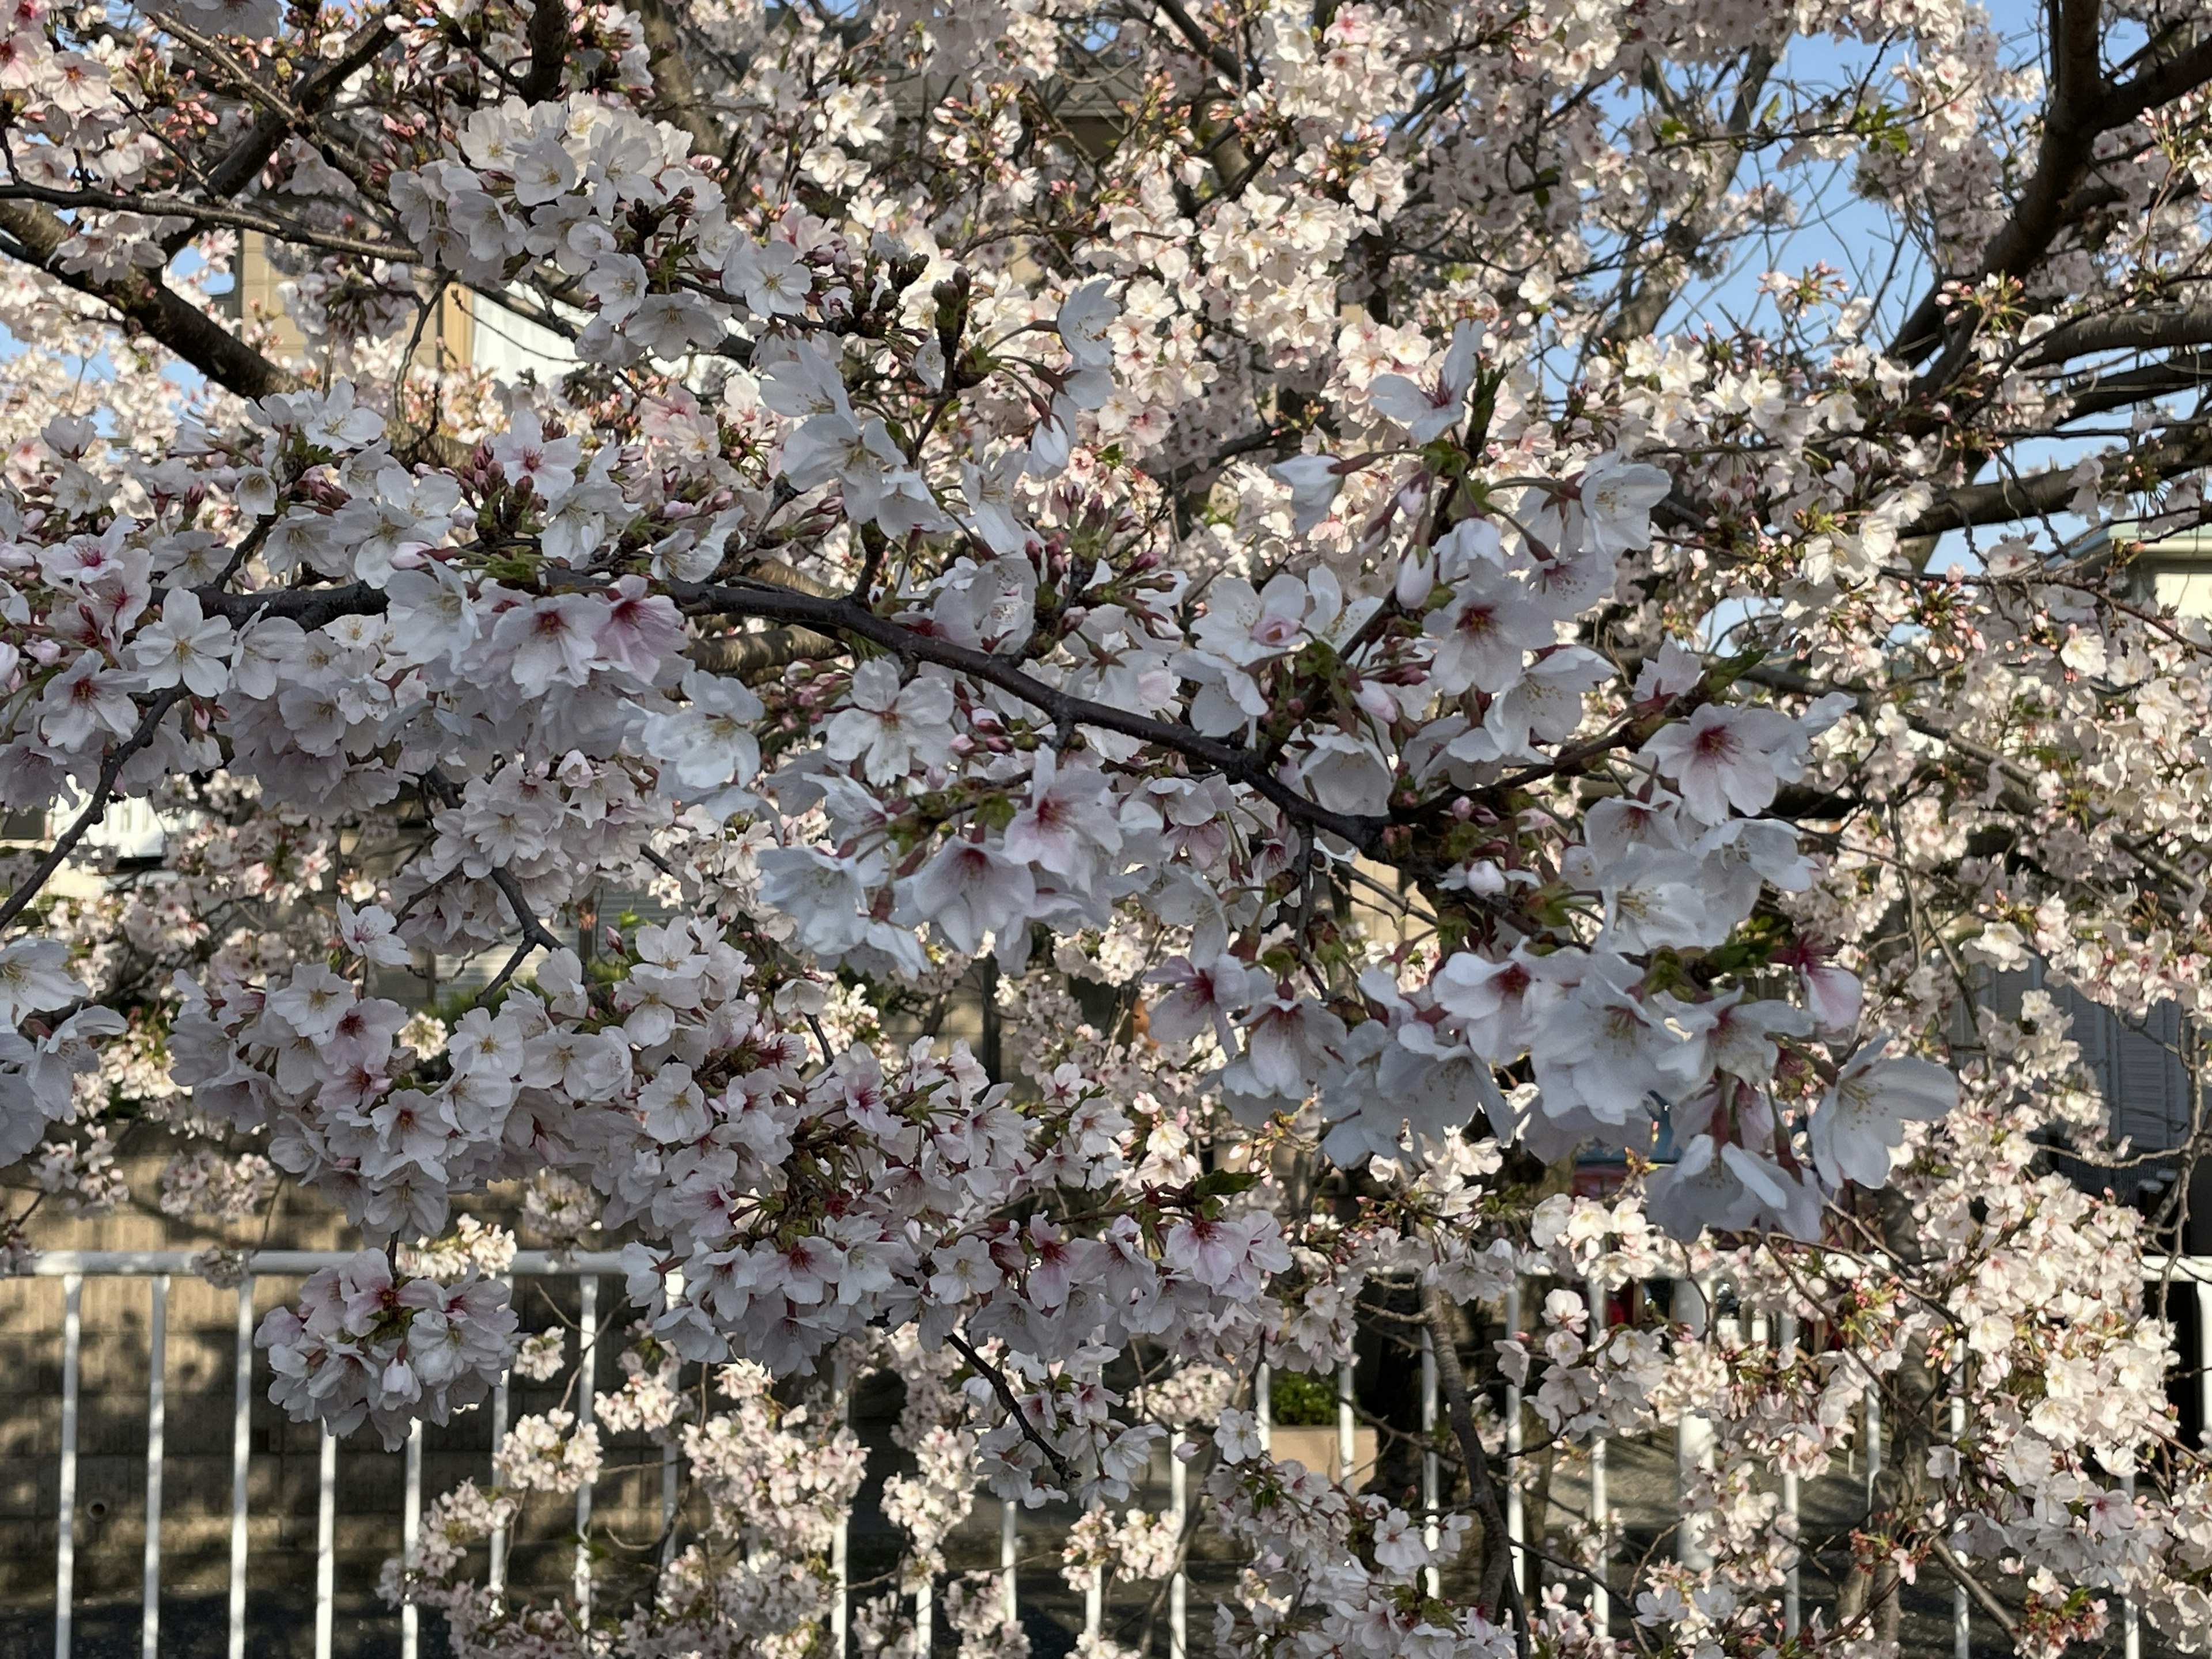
[
  {"left": 1639, "top": 703, "right": 1809, "bottom": 823},
  {"left": 900, "top": 838, "right": 1035, "bottom": 954},
  {"left": 1145, "top": 953, "right": 1262, "bottom": 1048}
]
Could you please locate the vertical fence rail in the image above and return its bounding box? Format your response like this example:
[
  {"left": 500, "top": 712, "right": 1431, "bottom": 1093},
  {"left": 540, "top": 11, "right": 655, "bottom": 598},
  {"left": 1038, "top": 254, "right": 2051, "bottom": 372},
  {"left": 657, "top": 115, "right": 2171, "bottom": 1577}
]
[
  {"left": 1673, "top": 1276, "right": 1714, "bottom": 1570},
  {"left": 1335, "top": 1358, "right": 1355, "bottom": 1483},
  {"left": 574, "top": 1272, "right": 599, "bottom": 1616},
  {"left": 1169, "top": 1433, "right": 1188, "bottom": 1659},
  {"left": 315, "top": 1426, "right": 336, "bottom": 1659},
  {"left": 489, "top": 1343, "right": 511, "bottom": 1594},
  {"left": 142, "top": 1274, "right": 166, "bottom": 1659},
  {"left": 1082, "top": 1508, "right": 1101, "bottom": 1643},
  {"left": 1420, "top": 1325, "right": 1440, "bottom": 1599},
  {"left": 53, "top": 1272, "right": 81, "bottom": 1659},
  {"left": 1951, "top": 1391, "right": 1969, "bottom": 1659},
  {"left": 1779, "top": 1310, "right": 1801, "bottom": 1638},
  {"left": 1865, "top": 1389, "right": 1883, "bottom": 1513},
  {"left": 403, "top": 1419, "right": 424, "bottom": 1659},
  {"left": 229, "top": 1278, "right": 253, "bottom": 1659},
  {"left": 1587, "top": 1281, "right": 1609, "bottom": 1630},
  {"left": 1503, "top": 1280, "right": 1524, "bottom": 1573},
  {"left": 832, "top": 1358, "right": 850, "bottom": 1659}
]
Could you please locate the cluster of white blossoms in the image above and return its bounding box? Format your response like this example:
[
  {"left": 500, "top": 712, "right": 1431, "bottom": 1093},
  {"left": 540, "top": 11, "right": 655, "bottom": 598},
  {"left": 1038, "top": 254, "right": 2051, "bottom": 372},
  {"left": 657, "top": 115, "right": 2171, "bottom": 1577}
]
[
  {"left": 255, "top": 1248, "right": 517, "bottom": 1448},
  {"left": 0, "top": 0, "right": 2207, "bottom": 1651}
]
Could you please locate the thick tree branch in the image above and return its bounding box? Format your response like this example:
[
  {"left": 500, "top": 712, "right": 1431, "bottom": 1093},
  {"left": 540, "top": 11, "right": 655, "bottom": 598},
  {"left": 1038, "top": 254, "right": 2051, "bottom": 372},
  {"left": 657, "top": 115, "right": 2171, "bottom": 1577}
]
[
  {"left": 2024, "top": 301, "right": 2212, "bottom": 366},
  {"left": 521, "top": 0, "right": 568, "bottom": 104},
  {"left": 1602, "top": 46, "right": 1775, "bottom": 345},
  {"left": 0, "top": 199, "right": 301, "bottom": 401},
  {"left": 2052, "top": 350, "right": 2212, "bottom": 422},
  {"left": 1897, "top": 418, "right": 2212, "bottom": 538},
  {"left": 0, "top": 185, "right": 415, "bottom": 264},
  {"left": 1421, "top": 1282, "right": 1529, "bottom": 1656},
  {"left": 1151, "top": 0, "right": 1243, "bottom": 82},
  {"left": 1894, "top": 2, "right": 2212, "bottom": 366},
  {"left": 195, "top": 11, "right": 397, "bottom": 206},
  {"left": 634, "top": 0, "right": 729, "bottom": 168}
]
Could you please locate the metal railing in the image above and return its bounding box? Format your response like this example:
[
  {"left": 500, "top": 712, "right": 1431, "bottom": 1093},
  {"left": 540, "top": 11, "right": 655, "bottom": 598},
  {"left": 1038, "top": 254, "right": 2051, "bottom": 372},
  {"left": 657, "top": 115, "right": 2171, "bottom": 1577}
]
[
  {"left": 24, "top": 1251, "right": 2212, "bottom": 1658},
  {"left": 27, "top": 1249, "right": 627, "bottom": 1659}
]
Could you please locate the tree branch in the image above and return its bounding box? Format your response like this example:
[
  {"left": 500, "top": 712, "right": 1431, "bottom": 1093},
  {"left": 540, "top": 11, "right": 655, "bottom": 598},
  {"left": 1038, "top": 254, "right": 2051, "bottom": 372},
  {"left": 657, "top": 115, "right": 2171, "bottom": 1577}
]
[
  {"left": 0, "top": 199, "right": 301, "bottom": 401},
  {"left": 1602, "top": 46, "right": 1776, "bottom": 345},
  {"left": 1897, "top": 418, "right": 2212, "bottom": 539},
  {"left": 664, "top": 577, "right": 1388, "bottom": 852},
  {"left": 1893, "top": 1, "right": 2212, "bottom": 368},
  {"left": 521, "top": 0, "right": 568, "bottom": 103},
  {"left": 194, "top": 10, "right": 397, "bottom": 206},
  {"left": 2022, "top": 301, "right": 2212, "bottom": 368},
  {"left": 1927, "top": 1534, "right": 2021, "bottom": 1641},
  {"left": 1421, "top": 1282, "right": 1529, "bottom": 1657},
  {"left": 633, "top": 0, "right": 729, "bottom": 168},
  {"left": 0, "top": 690, "right": 186, "bottom": 935},
  {"left": 0, "top": 185, "right": 416, "bottom": 264},
  {"left": 947, "top": 1332, "right": 1081, "bottom": 1493}
]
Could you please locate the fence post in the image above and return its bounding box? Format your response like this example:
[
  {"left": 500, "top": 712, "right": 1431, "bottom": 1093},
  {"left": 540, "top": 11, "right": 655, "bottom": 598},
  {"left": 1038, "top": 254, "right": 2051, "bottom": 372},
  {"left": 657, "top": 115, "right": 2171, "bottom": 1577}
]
[
  {"left": 2196, "top": 1272, "right": 2212, "bottom": 1453},
  {"left": 1588, "top": 1281, "right": 1608, "bottom": 1630},
  {"left": 832, "top": 1358, "right": 850, "bottom": 1659},
  {"left": 230, "top": 1279, "right": 253, "bottom": 1659},
  {"left": 574, "top": 1274, "right": 597, "bottom": 1616},
  {"left": 1950, "top": 1392, "right": 1967, "bottom": 1659},
  {"left": 1001, "top": 1495, "right": 1018, "bottom": 1627},
  {"left": 1421, "top": 1325, "right": 1440, "bottom": 1599},
  {"left": 142, "top": 1274, "right": 167, "bottom": 1659},
  {"left": 1503, "top": 1279, "right": 1524, "bottom": 1575},
  {"left": 2125, "top": 1467, "right": 2141, "bottom": 1659},
  {"left": 403, "top": 1419, "right": 423, "bottom": 1659},
  {"left": 1779, "top": 1311, "right": 1800, "bottom": 1638},
  {"left": 1255, "top": 1361, "right": 1271, "bottom": 1452},
  {"left": 1336, "top": 1357, "right": 1355, "bottom": 1484},
  {"left": 315, "top": 1426, "right": 336, "bottom": 1659},
  {"left": 54, "top": 1272, "right": 81, "bottom": 1659},
  {"left": 1673, "top": 1276, "right": 1713, "bottom": 1570},
  {"left": 489, "top": 1355, "right": 510, "bottom": 1593},
  {"left": 1169, "top": 1433, "right": 1187, "bottom": 1659},
  {"left": 1083, "top": 1516, "right": 1102, "bottom": 1644},
  {"left": 1865, "top": 1389, "right": 1883, "bottom": 1516},
  {"left": 661, "top": 1267, "right": 683, "bottom": 1572}
]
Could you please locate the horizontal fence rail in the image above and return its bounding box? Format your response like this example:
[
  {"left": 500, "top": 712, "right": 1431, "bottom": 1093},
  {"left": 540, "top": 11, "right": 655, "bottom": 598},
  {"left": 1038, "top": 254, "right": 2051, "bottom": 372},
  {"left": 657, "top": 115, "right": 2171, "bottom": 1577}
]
[{"left": 20, "top": 1251, "right": 2212, "bottom": 1657}]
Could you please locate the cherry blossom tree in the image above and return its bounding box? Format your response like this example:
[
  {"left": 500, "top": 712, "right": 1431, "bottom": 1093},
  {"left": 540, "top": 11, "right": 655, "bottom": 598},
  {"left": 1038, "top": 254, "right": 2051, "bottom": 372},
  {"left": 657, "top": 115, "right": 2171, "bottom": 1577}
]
[{"left": 0, "top": 0, "right": 2210, "bottom": 1654}]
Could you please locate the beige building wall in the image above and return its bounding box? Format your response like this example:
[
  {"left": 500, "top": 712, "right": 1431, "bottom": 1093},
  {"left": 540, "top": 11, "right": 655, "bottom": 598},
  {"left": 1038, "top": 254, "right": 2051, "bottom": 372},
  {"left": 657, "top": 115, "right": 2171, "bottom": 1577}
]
[{"left": 226, "top": 232, "right": 475, "bottom": 376}]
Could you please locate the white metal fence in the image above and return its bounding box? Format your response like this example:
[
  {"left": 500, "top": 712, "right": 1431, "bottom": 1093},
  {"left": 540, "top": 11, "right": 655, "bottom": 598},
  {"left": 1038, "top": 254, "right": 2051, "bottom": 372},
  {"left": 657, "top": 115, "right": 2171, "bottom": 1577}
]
[
  {"left": 29, "top": 1249, "right": 627, "bottom": 1659},
  {"left": 22, "top": 1251, "right": 2212, "bottom": 1658}
]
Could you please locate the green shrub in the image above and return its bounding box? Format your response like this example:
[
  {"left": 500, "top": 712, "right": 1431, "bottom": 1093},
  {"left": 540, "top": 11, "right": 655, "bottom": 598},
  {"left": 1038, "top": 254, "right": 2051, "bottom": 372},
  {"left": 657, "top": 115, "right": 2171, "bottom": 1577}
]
[{"left": 1270, "top": 1369, "right": 1338, "bottom": 1426}]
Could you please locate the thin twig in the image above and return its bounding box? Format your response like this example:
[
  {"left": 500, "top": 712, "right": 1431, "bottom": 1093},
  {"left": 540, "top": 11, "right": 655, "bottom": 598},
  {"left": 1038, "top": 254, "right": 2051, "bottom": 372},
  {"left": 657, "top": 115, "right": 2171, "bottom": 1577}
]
[
  {"left": 0, "top": 689, "right": 185, "bottom": 935},
  {"left": 947, "top": 1332, "right": 1079, "bottom": 1492}
]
